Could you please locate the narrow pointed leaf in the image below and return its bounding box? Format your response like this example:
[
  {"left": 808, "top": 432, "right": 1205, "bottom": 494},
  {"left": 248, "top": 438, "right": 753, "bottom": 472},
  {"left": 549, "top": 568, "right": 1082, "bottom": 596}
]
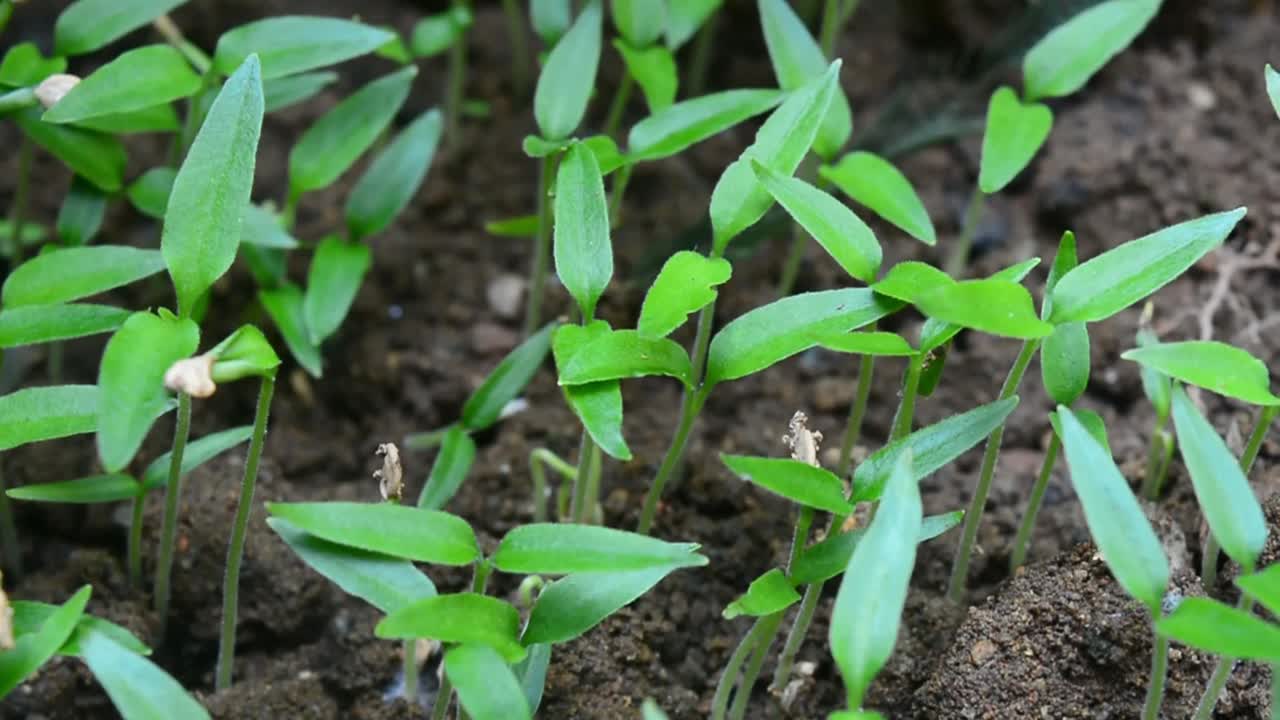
[
  {"left": 259, "top": 284, "right": 323, "bottom": 378},
  {"left": 665, "top": 0, "right": 720, "bottom": 49},
  {"left": 820, "top": 152, "right": 935, "bottom": 245},
  {"left": 140, "top": 425, "right": 253, "bottom": 491},
  {"left": 264, "top": 71, "right": 338, "bottom": 113},
  {"left": 626, "top": 88, "right": 782, "bottom": 163},
  {"left": 793, "top": 511, "right": 963, "bottom": 585},
  {"left": 14, "top": 108, "right": 126, "bottom": 192},
  {"left": 615, "top": 41, "right": 677, "bottom": 113},
  {"left": 611, "top": 0, "right": 665, "bottom": 47},
  {"left": 267, "top": 501, "right": 479, "bottom": 566},
  {"left": 492, "top": 523, "right": 706, "bottom": 574},
  {"left": 82, "top": 634, "right": 210, "bottom": 719},
  {"left": 416, "top": 426, "right": 477, "bottom": 510},
  {"left": 3, "top": 246, "right": 165, "bottom": 307},
  {"left": 56, "top": 177, "right": 108, "bottom": 247},
  {"left": 557, "top": 329, "right": 692, "bottom": 387},
  {"left": 302, "top": 237, "right": 371, "bottom": 345},
  {"left": 0, "top": 304, "right": 130, "bottom": 348},
  {"left": 268, "top": 518, "right": 437, "bottom": 615},
  {"left": 513, "top": 643, "right": 552, "bottom": 714},
  {"left": 1057, "top": 406, "right": 1168, "bottom": 612},
  {"left": 7, "top": 473, "right": 138, "bottom": 504},
  {"left": 818, "top": 330, "right": 914, "bottom": 357},
  {"left": 163, "top": 54, "right": 264, "bottom": 316},
  {"left": 534, "top": 1, "right": 602, "bottom": 141},
  {"left": 1267, "top": 65, "right": 1280, "bottom": 120},
  {"left": 721, "top": 454, "right": 852, "bottom": 514},
  {"left": 377, "top": 594, "right": 526, "bottom": 662},
  {"left": 723, "top": 569, "right": 800, "bottom": 619},
  {"left": 1041, "top": 231, "right": 1078, "bottom": 319},
  {"left": 758, "top": 0, "right": 852, "bottom": 159},
  {"left": 461, "top": 322, "right": 555, "bottom": 431},
  {"left": 346, "top": 108, "right": 443, "bottom": 241},
  {"left": 1050, "top": 210, "right": 1246, "bottom": 324},
  {"left": 54, "top": 0, "right": 188, "bottom": 56},
  {"left": 532, "top": 0, "right": 572, "bottom": 45},
  {"left": 637, "top": 251, "right": 732, "bottom": 339},
  {"left": 215, "top": 17, "right": 394, "bottom": 80},
  {"left": 10, "top": 601, "right": 150, "bottom": 656},
  {"left": 1049, "top": 407, "right": 1111, "bottom": 454},
  {"left": 522, "top": 567, "right": 675, "bottom": 644},
  {"left": 446, "top": 644, "right": 533, "bottom": 720},
  {"left": 554, "top": 143, "right": 612, "bottom": 319},
  {"left": 127, "top": 167, "right": 176, "bottom": 219},
  {"left": 43, "top": 45, "right": 200, "bottom": 124},
  {"left": 1022, "top": 0, "right": 1159, "bottom": 101},
  {"left": 1041, "top": 321, "right": 1091, "bottom": 405},
  {"left": 1157, "top": 597, "right": 1280, "bottom": 663},
  {"left": 1123, "top": 341, "right": 1280, "bottom": 406},
  {"left": 0, "top": 586, "right": 90, "bottom": 697},
  {"left": 73, "top": 104, "right": 181, "bottom": 134},
  {"left": 0, "top": 385, "right": 99, "bottom": 451},
  {"left": 978, "top": 86, "right": 1052, "bottom": 194}
]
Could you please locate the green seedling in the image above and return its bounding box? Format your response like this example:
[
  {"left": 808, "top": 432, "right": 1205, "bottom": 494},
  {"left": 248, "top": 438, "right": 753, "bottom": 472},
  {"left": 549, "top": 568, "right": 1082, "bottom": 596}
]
[
  {"left": 1134, "top": 318, "right": 1176, "bottom": 498},
  {"left": 267, "top": 501, "right": 706, "bottom": 719},
  {"left": 1267, "top": 64, "right": 1280, "bottom": 119},
  {"left": 1056, "top": 406, "right": 1171, "bottom": 720},
  {"left": 947, "top": 208, "right": 1248, "bottom": 603},
  {"left": 400, "top": 2, "right": 472, "bottom": 144},
  {"left": 1, "top": 584, "right": 209, "bottom": 718},
  {"left": 603, "top": 0, "right": 677, "bottom": 139}
]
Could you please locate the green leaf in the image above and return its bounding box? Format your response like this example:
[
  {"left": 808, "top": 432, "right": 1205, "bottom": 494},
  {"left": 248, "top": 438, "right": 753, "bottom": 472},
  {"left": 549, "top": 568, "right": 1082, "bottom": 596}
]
[
  {"left": 14, "top": 108, "right": 126, "bottom": 192},
  {"left": 820, "top": 152, "right": 935, "bottom": 246},
  {"left": 462, "top": 322, "right": 555, "bottom": 431},
  {"left": 1050, "top": 209, "right": 1247, "bottom": 324},
  {"left": 10, "top": 601, "right": 150, "bottom": 656},
  {"left": 446, "top": 644, "right": 533, "bottom": 720},
  {"left": 207, "top": 324, "right": 281, "bottom": 382},
  {"left": 1057, "top": 406, "right": 1168, "bottom": 612},
  {"left": 705, "top": 288, "right": 901, "bottom": 387},
  {"left": 1157, "top": 597, "right": 1280, "bottom": 663},
  {"left": 534, "top": 0, "right": 602, "bottom": 141},
  {"left": 723, "top": 568, "right": 801, "bottom": 619},
  {"left": 553, "top": 143, "right": 612, "bottom": 319},
  {"left": 582, "top": 134, "right": 625, "bottom": 175},
  {"left": 513, "top": 643, "right": 551, "bottom": 713},
  {"left": 242, "top": 203, "right": 299, "bottom": 249},
  {"left": 54, "top": 0, "right": 188, "bottom": 56},
  {"left": 753, "top": 160, "right": 880, "bottom": 282},
  {"left": 410, "top": 8, "right": 471, "bottom": 58},
  {"left": 486, "top": 215, "right": 540, "bottom": 238},
  {"left": 3, "top": 246, "right": 165, "bottom": 307},
  {"left": 0, "top": 43, "right": 67, "bottom": 87},
  {"left": 637, "top": 251, "right": 731, "bottom": 339},
  {"left": 492, "top": 523, "right": 706, "bottom": 574},
  {"left": 978, "top": 86, "right": 1052, "bottom": 194},
  {"left": 611, "top": 0, "right": 665, "bottom": 48},
  {"left": 1267, "top": 65, "right": 1280, "bottom": 120},
  {"left": 532, "top": 0, "right": 572, "bottom": 45},
  {"left": 56, "top": 177, "right": 107, "bottom": 247},
  {"left": 709, "top": 61, "right": 840, "bottom": 251},
  {"left": 163, "top": 54, "right": 264, "bottom": 317},
  {"left": 0, "top": 304, "right": 130, "bottom": 348},
  {"left": 140, "top": 425, "right": 253, "bottom": 491},
  {"left": 268, "top": 517, "right": 437, "bottom": 615},
  {"left": 830, "top": 712, "right": 886, "bottom": 720},
  {"left": 830, "top": 450, "right": 920, "bottom": 709},
  {"left": 43, "top": 45, "right": 200, "bottom": 124},
  {"left": 665, "top": 0, "right": 720, "bottom": 49},
  {"left": 96, "top": 311, "right": 200, "bottom": 471},
  {"left": 1041, "top": 230, "right": 1078, "bottom": 319},
  {"left": 557, "top": 328, "right": 692, "bottom": 387},
  {"left": 259, "top": 285, "right": 323, "bottom": 378},
  {"left": 1049, "top": 407, "right": 1111, "bottom": 455},
  {"left": 289, "top": 66, "right": 416, "bottom": 196},
  {"left": 792, "top": 511, "right": 962, "bottom": 585},
  {"left": 1237, "top": 564, "right": 1280, "bottom": 617},
  {"left": 914, "top": 279, "right": 1053, "bottom": 340},
  {"left": 0, "top": 585, "right": 90, "bottom": 697},
  {"left": 720, "top": 455, "right": 852, "bottom": 514},
  {"left": 852, "top": 398, "right": 1019, "bottom": 502},
  {"left": 0, "top": 385, "right": 99, "bottom": 451},
  {"left": 302, "top": 237, "right": 371, "bottom": 346},
  {"left": 1041, "top": 321, "right": 1090, "bottom": 405},
  {"left": 72, "top": 104, "right": 181, "bottom": 134},
  {"left": 758, "top": 0, "right": 852, "bottom": 159},
  {"left": 871, "top": 261, "right": 952, "bottom": 302},
  {"left": 1022, "top": 0, "right": 1159, "bottom": 101},
  {"left": 346, "top": 108, "right": 443, "bottom": 241},
  {"left": 377, "top": 593, "right": 526, "bottom": 662},
  {"left": 818, "top": 330, "right": 915, "bottom": 357},
  {"left": 626, "top": 88, "right": 782, "bottom": 164},
  {"left": 1136, "top": 328, "right": 1172, "bottom": 418},
  {"left": 553, "top": 323, "right": 631, "bottom": 460},
  {"left": 81, "top": 632, "right": 210, "bottom": 720},
  {"left": 1170, "top": 386, "right": 1268, "bottom": 571},
  {"left": 267, "top": 501, "right": 479, "bottom": 566},
  {"left": 523, "top": 134, "right": 571, "bottom": 158},
  {"left": 615, "top": 41, "right": 677, "bottom": 113},
  {"left": 521, "top": 566, "right": 675, "bottom": 644},
  {"left": 417, "top": 426, "right": 477, "bottom": 510},
  {"left": 215, "top": 16, "right": 394, "bottom": 80},
  {"left": 127, "top": 167, "right": 177, "bottom": 219},
  {"left": 1123, "top": 341, "right": 1280, "bottom": 406},
  {"left": 263, "top": 71, "right": 338, "bottom": 113},
  {"left": 7, "top": 473, "right": 138, "bottom": 504}
]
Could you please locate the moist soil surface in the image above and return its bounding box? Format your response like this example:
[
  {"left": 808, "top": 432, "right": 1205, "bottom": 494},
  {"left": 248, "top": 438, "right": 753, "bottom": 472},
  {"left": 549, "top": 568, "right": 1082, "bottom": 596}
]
[{"left": 4, "top": 0, "right": 1280, "bottom": 718}]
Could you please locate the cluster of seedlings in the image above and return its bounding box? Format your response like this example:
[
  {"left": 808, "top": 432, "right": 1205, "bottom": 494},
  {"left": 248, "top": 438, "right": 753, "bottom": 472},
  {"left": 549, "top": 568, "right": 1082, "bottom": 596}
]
[{"left": 1, "top": 0, "right": 1278, "bottom": 718}]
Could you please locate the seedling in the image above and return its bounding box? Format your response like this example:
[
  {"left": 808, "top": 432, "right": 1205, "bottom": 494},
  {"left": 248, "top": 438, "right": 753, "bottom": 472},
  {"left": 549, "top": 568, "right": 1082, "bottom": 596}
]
[{"left": 603, "top": 0, "right": 678, "bottom": 139}]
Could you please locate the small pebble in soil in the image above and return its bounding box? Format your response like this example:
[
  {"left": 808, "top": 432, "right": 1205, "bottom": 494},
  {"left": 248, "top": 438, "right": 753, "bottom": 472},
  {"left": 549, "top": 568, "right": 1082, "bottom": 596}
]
[{"left": 486, "top": 273, "right": 526, "bottom": 319}]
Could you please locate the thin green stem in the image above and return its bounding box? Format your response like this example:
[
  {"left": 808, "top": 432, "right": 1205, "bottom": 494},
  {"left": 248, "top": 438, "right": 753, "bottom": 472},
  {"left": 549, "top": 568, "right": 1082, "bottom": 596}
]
[
  {"left": 402, "top": 639, "right": 419, "bottom": 703},
  {"left": 787, "top": 508, "right": 815, "bottom": 573},
  {"left": 818, "top": 0, "right": 841, "bottom": 57},
  {"left": 947, "top": 338, "right": 1040, "bottom": 603},
  {"left": 769, "top": 581, "right": 819, "bottom": 693},
  {"left": 523, "top": 154, "right": 558, "bottom": 337},
  {"left": 890, "top": 354, "right": 924, "bottom": 441},
  {"left": 608, "top": 164, "right": 633, "bottom": 228},
  {"left": 728, "top": 614, "right": 783, "bottom": 720},
  {"left": 128, "top": 492, "right": 145, "bottom": 589},
  {"left": 776, "top": 163, "right": 823, "bottom": 297},
  {"left": 1009, "top": 432, "right": 1060, "bottom": 572},
  {"left": 1142, "top": 628, "right": 1170, "bottom": 720},
  {"left": 710, "top": 617, "right": 767, "bottom": 720},
  {"left": 152, "top": 15, "right": 212, "bottom": 74},
  {"left": 445, "top": 3, "right": 469, "bottom": 151},
  {"left": 602, "top": 71, "right": 633, "bottom": 141},
  {"left": 637, "top": 388, "right": 706, "bottom": 535},
  {"left": 0, "top": 1, "right": 13, "bottom": 37},
  {"left": 530, "top": 448, "right": 577, "bottom": 522},
  {"left": 216, "top": 374, "right": 275, "bottom": 690},
  {"left": 836, "top": 354, "right": 876, "bottom": 478},
  {"left": 405, "top": 427, "right": 451, "bottom": 451},
  {"left": 943, "top": 186, "right": 985, "bottom": 279},
  {"left": 47, "top": 342, "right": 63, "bottom": 383},
  {"left": 0, "top": 461, "right": 20, "bottom": 577},
  {"left": 500, "top": 0, "right": 530, "bottom": 97},
  {"left": 1140, "top": 411, "right": 1171, "bottom": 499},
  {"left": 1193, "top": 596, "right": 1255, "bottom": 720},
  {"left": 570, "top": 433, "right": 597, "bottom": 524},
  {"left": 1202, "top": 404, "right": 1276, "bottom": 590},
  {"left": 686, "top": 11, "right": 718, "bottom": 98},
  {"left": 154, "top": 393, "right": 193, "bottom": 636},
  {"left": 582, "top": 442, "right": 604, "bottom": 524},
  {"left": 430, "top": 675, "right": 454, "bottom": 720},
  {"left": 7, "top": 138, "right": 32, "bottom": 266}
]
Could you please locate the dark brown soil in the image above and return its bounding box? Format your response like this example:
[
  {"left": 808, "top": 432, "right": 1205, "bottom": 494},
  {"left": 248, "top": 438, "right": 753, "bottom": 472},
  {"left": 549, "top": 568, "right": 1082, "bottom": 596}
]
[{"left": 3, "top": 0, "right": 1280, "bottom": 718}]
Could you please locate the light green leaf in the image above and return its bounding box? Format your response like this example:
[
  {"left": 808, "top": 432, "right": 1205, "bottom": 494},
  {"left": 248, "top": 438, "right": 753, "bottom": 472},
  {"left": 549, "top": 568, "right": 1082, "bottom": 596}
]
[
  {"left": 758, "top": 0, "right": 852, "bottom": 159},
  {"left": 1023, "top": 0, "right": 1159, "bottom": 101},
  {"left": 818, "top": 330, "right": 914, "bottom": 357},
  {"left": 56, "top": 177, "right": 107, "bottom": 246},
  {"left": 215, "top": 16, "right": 394, "bottom": 80},
  {"left": 410, "top": 7, "right": 471, "bottom": 58},
  {"left": 532, "top": 0, "right": 572, "bottom": 45},
  {"left": 636, "top": 251, "right": 732, "bottom": 339},
  {"left": 446, "top": 644, "right": 533, "bottom": 720},
  {"left": 81, "top": 631, "right": 210, "bottom": 720},
  {"left": 820, "top": 151, "right": 935, "bottom": 245},
  {"left": 723, "top": 568, "right": 801, "bottom": 619},
  {"left": 0, "top": 385, "right": 99, "bottom": 452},
  {"left": 54, "top": 0, "right": 188, "bottom": 56},
  {"left": 3, "top": 246, "right": 165, "bottom": 307},
  {"left": 492, "top": 523, "right": 706, "bottom": 574},
  {"left": 720, "top": 455, "right": 852, "bottom": 514},
  {"left": 642, "top": 698, "right": 672, "bottom": 720},
  {"left": 521, "top": 567, "right": 675, "bottom": 644},
  {"left": 0, "top": 304, "right": 130, "bottom": 348},
  {"left": 665, "top": 0, "right": 721, "bottom": 49},
  {"left": 72, "top": 103, "right": 181, "bottom": 134},
  {"left": 615, "top": 41, "right": 677, "bottom": 113},
  {"left": 485, "top": 215, "right": 540, "bottom": 238},
  {"left": 915, "top": 278, "right": 1051, "bottom": 342},
  {"left": 1041, "top": 321, "right": 1091, "bottom": 405},
  {"left": 127, "top": 167, "right": 177, "bottom": 219},
  {"left": 611, "top": 0, "right": 665, "bottom": 48},
  {"left": 263, "top": 71, "right": 338, "bottom": 113},
  {"left": 534, "top": 0, "right": 602, "bottom": 141},
  {"left": 162, "top": 54, "right": 264, "bottom": 317},
  {"left": 7, "top": 473, "right": 138, "bottom": 504},
  {"left": 915, "top": 258, "right": 1041, "bottom": 353},
  {"left": 346, "top": 108, "right": 443, "bottom": 241},
  {"left": 1237, "top": 564, "right": 1280, "bottom": 618},
  {"left": 14, "top": 108, "right": 126, "bottom": 192},
  {"left": 266, "top": 501, "right": 479, "bottom": 566},
  {"left": 1267, "top": 65, "right": 1280, "bottom": 120},
  {"left": 0, "top": 43, "right": 67, "bottom": 87},
  {"left": 1157, "top": 597, "right": 1280, "bottom": 663},
  {"left": 140, "top": 425, "right": 253, "bottom": 491},
  {"left": 1136, "top": 328, "right": 1172, "bottom": 418},
  {"left": 513, "top": 643, "right": 551, "bottom": 714},
  {"left": 302, "top": 237, "right": 371, "bottom": 345},
  {"left": 377, "top": 594, "right": 527, "bottom": 662},
  {"left": 1122, "top": 341, "right": 1280, "bottom": 406},
  {"left": 553, "top": 323, "right": 631, "bottom": 460},
  {"left": 44, "top": 45, "right": 200, "bottom": 124},
  {"left": 554, "top": 143, "right": 612, "bottom": 319},
  {"left": 558, "top": 329, "right": 692, "bottom": 386},
  {"left": 1041, "top": 230, "right": 1078, "bottom": 319},
  {"left": 207, "top": 324, "right": 281, "bottom": 383},
  {"left": 1049, "top": 407, "right": 1111, "bottom": 455},
  {"left": 259, "top": 285, "right": 323, "bottom": 378},
  {"left": 461, "top": 322, "right": 555, "bottom": 431},
  {"left": 978, "top": 86, "right": 1052, "bottom": 194},
  {"left": 626, "top": 88, "right": 782, "bottom": 164},
  {"left": 0, "top": 586, "right": 90, "bottom": 697},
  {"left": 10, "top": 601, "right": 150, "bottom": 656},
  {"left": 416, "top": 426, "right": 477, "bottom": 511},
  {"left": 242, "top": 203, "right": 299, "bottom": 249}
]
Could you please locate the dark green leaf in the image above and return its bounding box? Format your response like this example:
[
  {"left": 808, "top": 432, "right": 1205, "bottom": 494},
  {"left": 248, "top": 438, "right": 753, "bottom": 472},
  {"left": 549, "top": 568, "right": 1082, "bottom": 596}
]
[
  {"left": 721, "top": 454, "right": 852, "bottom": 514},
  {"left": 0, "top": 385, "right": 99, "bottom": 451},
  {"left": 44, "top": 45, "right": 200, "bottom": 124},
  {"left": 416, "top": 426, "right": 477, "bottom": 510},
  {"left": 637, "top": 251, "right": 731, "bottom": 339},
  {"left": 0, "top": 43, "right": 67, "bottom": 87},
  {"left": 259, "top": 285, "right": 323, "bottom": 377},
  {"left": 513, "top": 643, "right": 551, "bottom": 714},
  {"left": 72, "top": 104, "right": 181, "bottom": 134},
  {"left": 54, "top": 0, "right": 188, "bottom": 56},
  {"left": 615, "top": 41, "right": 677, "bottom": 113},
  {"left": 978, "top": 86, "right": 1052, "bottom": 194},
  {"left": 7, "top": 473, "right": 138, "bottom": 504},
  {"left": 722, "top": 568, "right": 800, "bottom": 619},
  {"left": 611, "top": 0, "right": 665, "bottom": 48},
  {"left": 302, "top": 237, "right": 371, "bottom": 345},
  {"left": 56, "top": 177, "right": 107, "bottom": 246},
  {"left": 665, "top": 0, "right": 720, "bottom": 49},
  {"left": 14, "top": 108, "right": 126, "bottom": 192},
  {"left": 626, "top": 88, "right": 782, "bottom": 163},
  {"left": 445, "top": 644, "right": 532, "bottom": 720},
  {"left": 705, "top": 288, "right": 901, "bottom": 386},
  {"left": 127, "top": 167, "right": 177, "bottom": 219},
  {"left": 462, "top": 322, "right": 555, "bottom": 431},
  {"left": 268, "top": 517, "right": 437, "bottom": 614},
  {"left": 534, "top": 0, "right": 602, "bottom": 141},
  {"left": 3, "top": 246, "right": 165, "bottom": 307},
  {"left": 554, "top": 143, "right": 612, "bottom": 319},
  {"left": 10, "top": 601, "right": 150, "bottom": 656},
  {"left": 1123, "top": 341, "right": 1280, "bottom": 406},
  {"left": 758, "top": 0, "right": 851, "bottom": 159},
  {"left": 81, "top": 631, "right": 210, "bottom": 720},
  {"left": 492, "top": 523, "right": 706, "bottom": 574},
  {"left": 377, "top": 593, "right": 526, "bottom": 662},
  {"left": 346, "top": 108, "right": 443, "bottom": 241},
  {"left": 215, "top": 16, "right": 394, "bottom": 80},
  {"left": 1157, "top": 597, "right": 1280, "bottom": 663},
  {"left": 140, "top": 425, "right": 253, "bottom": 491},
  {"left": 557, "top": 328, "right": 692, "bottom": 387},
  {"left": 1041, "top": 321, "right": 1090, "bottom": 405},
  {"left": 162, "top": 54, "right": 264, "bottom": 317},
  {"left": 267, "top": 501, "right": 479, "bottom": 566},
  {"left": 263, "top": 71, "right": 338, "bottom": 113},
  {"left": 0, "top": 585, "right": 89, "bottom": 697},
  {"left": 820, "top": 151, "right": 935, "bottom": 246},
  {"left": 1022, "top": 0, "right": 1159, "bottom": 101},
  {"left": 0, "top": 304, "right": 130, "bottom": 348},
  {"left": 522, "top": 566, "right": 674, "bottom": 644}
]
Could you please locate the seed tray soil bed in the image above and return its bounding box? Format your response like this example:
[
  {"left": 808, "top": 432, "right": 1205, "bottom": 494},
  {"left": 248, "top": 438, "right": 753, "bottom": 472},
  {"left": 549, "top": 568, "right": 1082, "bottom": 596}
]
[{"left": 3, "top": 0, "right": 1280, "bottom": 718}]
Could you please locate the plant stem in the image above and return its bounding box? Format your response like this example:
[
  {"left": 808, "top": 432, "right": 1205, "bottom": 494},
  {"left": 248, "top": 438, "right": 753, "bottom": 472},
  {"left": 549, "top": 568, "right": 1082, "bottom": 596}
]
[
  {"left": 775, "top": 163, "right": 823, "bottom": 297},
  {"left": 1140, "top": 411, "right": 1171, "bottom": 499},
  {"left": 637, "top": 387, "right": 706, "bottom": 535},
  {"left": 500, "top": 0, "right": 530, "bottom": 97},
  {"left": 530, "top": 448, "right": 577, "bottom": 522},
  {"left": 608, "top": 164, "right": 633, "bottom": 228},
  {"left": 836, "top": 354, "right": 876, "bottom": 477},
  {"left": 947, "top": 338, "right": 1040, "bottom": 603},
  {"left": 686, "top": 11, "right": 718, "bottom": 98},
  {"left": 818, "top": 0, "right": 841, "bottom": 57},
  {"left": 570, "top": 433, "right": 597, "bottom": 524},
  {"left": 1200, "top": 404, "right": 1276, "bottom": 590},
  {"left": 523, "top": 154, "right": 558, "bottom": 337},
  {"left": 1193, "top": 595, "right": 1255, "bottom": 720},
  {"left": 7, "top": 138, "right": 32, "bottom": 265},
  {"left": 0, "top": 87, "right": 35, "bottom": 115},
  {"left": 1009, "top": 432, "right": 1060, "bottom": 572},
  {"left": 216, "top": 373, "right": 275, "bottom": 690},
  {"left": 710, "top": 616, "right": 771, "bottom": 720},
  {"left": 154, "top": 393, "right": 193, "bottom": 636},
  {"left": 768, "top": 580, "right": 820, "bottom": 693},
  {"left": 430, "top": 675, "right": 454, "bottom": 720},
  {"left": 787, "top": 508, "right": 815, "bottom": 572},
  {"left": 943, "top": 186, "right": 985, "bottom": 279},
  {"left": 445, "top": 2, "right": 469, "bottom": 152},
  {"left": 152, "top": 14, "right": 212, "bottom": 73},
  {"left": 889, "top": 354, "right": 924, "bottom": 441},
  {"left": 728, "top": 614, "right": 783, "bottom": 720},
  {"left": 1142, "top": 628, "right": 1170, "bottom": 720},
  {"left": 603, "top": 72, "right": 633, "bottom": 141},
  {"left": 582, "top": 442, "right": 604, "bottom": 524},
  {"left": 0, "top": 461, "right": 20, "bottom": 577},
  {"left": 402, "top": 638, "right": 419, "bottom": 704},
  {"left": 128, "top": 492, "right": 145, "bottom": 589}
]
